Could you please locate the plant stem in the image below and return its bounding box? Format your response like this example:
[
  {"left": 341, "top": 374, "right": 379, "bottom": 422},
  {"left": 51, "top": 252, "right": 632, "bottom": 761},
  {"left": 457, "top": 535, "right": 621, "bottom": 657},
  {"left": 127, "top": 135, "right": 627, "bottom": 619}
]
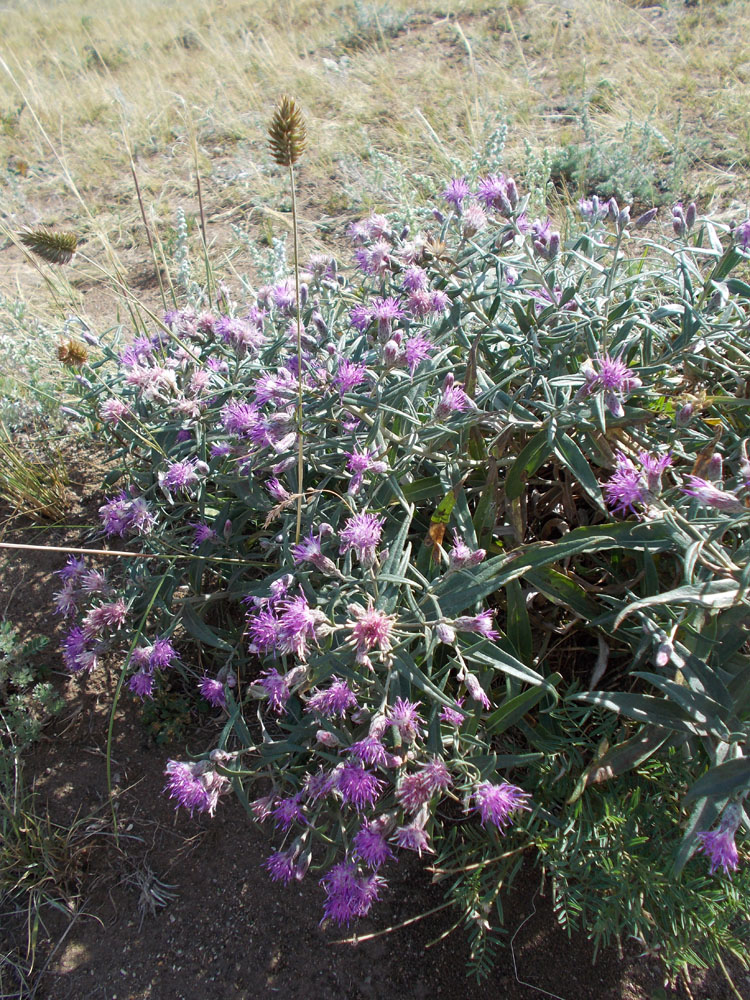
[{"left": 290, "top": 161, "right": 304, "bottom": 543}]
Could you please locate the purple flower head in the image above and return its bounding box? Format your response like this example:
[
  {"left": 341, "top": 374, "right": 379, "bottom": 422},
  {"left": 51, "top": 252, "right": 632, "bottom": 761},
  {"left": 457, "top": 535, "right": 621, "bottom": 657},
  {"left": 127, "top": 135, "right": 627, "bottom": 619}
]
[
  {"left": 605, "top": 452, "right": 648, "bottom": 517},
  {"left": 266, "top": 478, "right": 292, "bottom": 503},
  {"left": 339, "top": 511, "right": 386, "bottom": 569},
  {"left": 396, "top": 772, "right": 431, "bottom": 812},
  {"left": 448, "top": 530, "right": 486, "bottom": 570},
  {"left": 463, "top": 670, "right": 492, "bottom": 710},
  {"left": 265, "top": 849, "right": 297, "bottom": 885},
  {"left": 442, "top": 176, "right": 470, "bottom": 212},
  {"left": 440, "top": 698, "right": 466, "bottom": 727},
  {"left": 164, "top": 759, "right": 228, "bottom": 817},
  {"left": 422, "top": 758, "right": 452, "bottom": 794},
  {"left": 57, "top": 555, "right": 86, "bottom": 583},
  {"left": 192, "top": 522, "right": 219, "bottom": 549},
  {"left": 221, "top": 400, "right": 259, "bottom": 437},
  {"left": 215, "top": 315, "right": 266, "bottom": 352},
  {"left": 303, "top": 768, "right": 337, "bottom": 803},
  {"left": 639, "top": 451, "right": 672, "bottom": 494},
  {"left": 392, "top": 822, "right": 433, "bottom": 856},
  {"left": 735, "top": 219, "right": 750, "bottom": 251},
  {"left": 430, "top": 289, "right": 449, "bottom": 314},
  {"left": 349, "top": 304, "right": 373, "bottom": 332},
  {"left": 79, "top": 569, "right": 109, "bottom": 594},
  {"left": 472, "top": 780, "right": 531, "bottom": 831},
  {"left": 345, "top": 448, "right": 388, "bottom": 495},
  {"left": 353, "top": 823, "right": 395, "bottom": 869},
  {"left": 99, "top": 492, "right": 135, "bottom": 538},
  {"left": 277, "top": 593, "right": 329, "bottom": 660},
  {"left": 578, "top": 353, "right": 642, "bottom": 418},
  {"left": 81, "top": 599, "right": 128, "bottom": 639},
  {"left": 129, "top": 670, "right": 155, "bottom": 699},
  {"left": 100, "top": 398, "right": 130, "bottom": 425},
  {"left": 462, "top": 202, "right": 487, "bottom": 238},
  {"left": 696, "top": 803, "right": 742, "bottom": 876},
  {"left": 334, "top": 360, "right": 369, "bottom": 396},
  {"left": 159, "top": 458, "right": 206, "bottom": 496},
  {"left": 388, "top": 697, "right": 424, "bottom": 743},
  {"left": 62, "top": 627, "right": 97, "bottom": 674},
  {"left": 579, "top": 196, "right": 609, "bottom": 224},
  {"left": 319, "top": 861, "right": 384, "bottom": 926},
  {"left": 402, "top": 265, "right": 428, "bottom": 292},
  {"left": 453, "top": 610, "right": 499, "bottom": 640},
  {"left": 247, "top": 608, "right": 282, "bottom": 656},
  {"left": 404, "top": 333, "right": 433, "bottom": 375},
  {"left": 257, "top": 667, "right": 291, "bottom": 714},
  {"left": 53, "top": 582, "right": 77, "bottom": 617},
  {"left": 336, "top": 763, "right": 384, "bottom": 811},
  {"left": 199, "top": 676, "right": 226, "bottom": 708},
  {"left": 436, "top": 373, "right": 470, "bottom": 420},
  {"left": 149, "top": 637, "right": 176, "bottom": 669},
  {"left": 371, "top": 296, "right": 404, "bottom": 339},
  {"left": 348, "top": 735, "right": 389, "bottom": 767},
  {"left": 272, "top": 794, "right": 306, "bottom": 831},
  {"left": 477, "top": 174, "right": 513, "bottom": 215},
  {"left": 682, "top": 477, "right": 745, "bottom": 514},
  {"left": 532, "top": 218, "right": 560, "bottom": 259},
  {"left": 349, "top": 601, "right": 395, "bottom": 665},
  {"left": 306, "top": 677, "right": 358, "bottom": 718}
]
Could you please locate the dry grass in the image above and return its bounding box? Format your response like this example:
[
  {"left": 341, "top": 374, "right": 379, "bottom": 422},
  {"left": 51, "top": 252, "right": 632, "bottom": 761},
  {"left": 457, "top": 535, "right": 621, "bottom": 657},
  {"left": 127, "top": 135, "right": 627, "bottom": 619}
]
[{"left": 0, "top": 0, "right": 748, "bottom": 320}]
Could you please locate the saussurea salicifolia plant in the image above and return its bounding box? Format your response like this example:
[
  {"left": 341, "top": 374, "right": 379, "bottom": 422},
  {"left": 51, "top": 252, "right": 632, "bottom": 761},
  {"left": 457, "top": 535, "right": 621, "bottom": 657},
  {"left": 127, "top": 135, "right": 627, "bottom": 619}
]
[{"left": 55, "top": 154, "right": 750, "bottom": 980}]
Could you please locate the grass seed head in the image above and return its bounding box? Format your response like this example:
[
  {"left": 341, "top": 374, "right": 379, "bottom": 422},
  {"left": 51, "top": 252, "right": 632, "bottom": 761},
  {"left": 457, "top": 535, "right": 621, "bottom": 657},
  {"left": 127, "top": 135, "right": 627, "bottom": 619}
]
[
  {"left": 267, "top": 96, "right": 306, "bottom": 167},
  {"left": 18, "top": 227, "right": 78, "bottom": 265}
]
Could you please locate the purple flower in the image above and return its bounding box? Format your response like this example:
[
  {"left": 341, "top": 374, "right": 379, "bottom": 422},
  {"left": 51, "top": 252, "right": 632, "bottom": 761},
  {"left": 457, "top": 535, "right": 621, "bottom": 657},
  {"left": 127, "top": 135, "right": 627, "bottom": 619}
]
[
  {"left": 578, "top": 196, "right": 609, "bottom": 224},
  {"left": 247, "top": 609, "right": 282, "bottom": 655},
  {"left": 448, "top": 530, "right": 486, "bottom": 570},
  {"left": 339, "top": 511, "right": 385, "bottom": 569},
  {"left": 462, "top": 203, "right": 487, "bottom": 238},
  {"left": 387, "top": 697, "right": 423, "bottom": 743},
  {"left": 303, "top": 768, "right": 337, "bottom": 803},
  {"left": 578, "top": 353, "right": 642, "bottom": 418},
  {"left": 257, "top": 667, "right": 291, "bottom": 714},
  {"left": 371, "top": 296, "right": 403, "bottom": 338},
  {"left": 192, "top": 522, "right": 218, "bottom": 549},
  {"left": 272, "top": 794, "right": 306, "bottom": 830},
  {"left": 392, "top": 822, "right": 433, "bottom": 856},
  {"left": 639, "top": 451, "right": 672, "bottom": 493},
  {"left": 471, "top": 780, "right": 530, "bottom": 831},
  {"left": 159, "top": 458, "right": 207, "bottom": 496},
  {"left": 348, "top": 736, "right": 388, "bottom": 766},
  {"left": 436, "top": 373, "right": 470, "bottom": 420},
  {"left": 401, "top": 265, "right": 428, "bottom": 292},
  {"left": 61, "top": 627, "right": 96, "bottom": 673},
  {"left": 100, "top": 398, "right": 130, "bottom": 425},
  {"left": 349, "top": 602, "right": 395, "bottom": 666},
  {"left": 221, "top": 400, "right": 259, "bottom": 437},
  {"left": 353, "top": 823, "right": 395, "bottom": 869},
  {"left": 442, "top": 177, "right": 470, "bottom": 211},
  {"left": 682, "top": 477, "right": 745, "bottom": 514},
  {"left": 422, "top": 758, "right": 452, "bottom": 793},
  {"left": 453, "top": 610, "right": 498, "bottom": 640},
  {"left": 605, "top": 452, "right": 648, "bottom": 516},
  {"left": 477, "top": 174, "right": 514, "bottom": 214},
  {"left": 57, "top": 555, "right": 86, "bottom": 583},
  {"left": 735, "top": 219, "right": 750, "bottom": 251},
  {"left": 81, "top": 599, "right": 128, "bottom": 638},
  {"left": 277, "top": 593, "right": 329, "bottom": 660},
  {"left": 696, "top": 804, "right": 742, "bottom": 876},
  {"left": 129, "top": 671, "right": 155, "bottom": 699},
  {"left": 404, "top": 333, "right": 433, "bottom": 375},
  {"left": 396, "top": 772, "right": 432, "bottom": 812},
  {"left": 53, "top": 582, "right": 77, "bottom": 617},
  {"left": 334, "top": 360, "right": 369, "bottom": 396},
  {"left": 99, "top": 491, "right": 155, "bottom": 538},
  {"left": 306, "top": 678, "right": 358, "bottom": 718},
  {"left": 266, "top": 478, "right": 292, "bottom": 502},
  {"left": 440, "top": 698, "right": 466, "bottom": 727},
  {"left": 149, "top": 637, "right": 176, "bottom": 669},
  {"left": 336, "top": 763, "right": 384, "bottom": 811},
  {"left": 349, "top": 305, "right": 373, "bottom": 332},
  {"left": 319, "top": 861, "right": 385, "bottom": 926},
  {"left": 532, "top": 218, "right": 560, "bottom": 259},
  {"left": 463, "top": 670, "right": 492, "bottom": 710},
  {"left": 265, "top": 849, "right": 297, "bottom": 884},
  {"left": 163, "top": 759, "right": 228, "bottom": 816},
  {"left": 199, "top": 676, "right": 226, "bottom": 707}
]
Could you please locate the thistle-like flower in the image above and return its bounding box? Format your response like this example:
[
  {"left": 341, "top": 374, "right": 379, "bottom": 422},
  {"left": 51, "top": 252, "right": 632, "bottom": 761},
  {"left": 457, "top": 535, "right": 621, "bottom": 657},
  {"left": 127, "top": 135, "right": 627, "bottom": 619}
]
[{"left": 267, "top": 96, "right": 306, "bottom": 167}]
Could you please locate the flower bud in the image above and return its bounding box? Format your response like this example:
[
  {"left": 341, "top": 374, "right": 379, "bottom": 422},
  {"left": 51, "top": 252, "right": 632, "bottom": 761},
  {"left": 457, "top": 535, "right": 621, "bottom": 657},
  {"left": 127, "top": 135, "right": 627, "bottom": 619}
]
[
  {"left": 675, "top": 402, "right": 694, "bottom": 426},
  {"left": 316, "top": 730, "right": 340, "bottom": 748},
  {"left": 634, "top": 207, "right": 658, "bottom": 229},
  {"left": 436, "top": 623, "right": 457, "bottom": 644},
  {"left": 607, "top": 197, "right": 619, "bottom": 220},
  {"left": 685, "top": 202, "right": 697, "bottom": 231},
  {"left": 223, "top": 519, "right": 233, "bottom": 541}
]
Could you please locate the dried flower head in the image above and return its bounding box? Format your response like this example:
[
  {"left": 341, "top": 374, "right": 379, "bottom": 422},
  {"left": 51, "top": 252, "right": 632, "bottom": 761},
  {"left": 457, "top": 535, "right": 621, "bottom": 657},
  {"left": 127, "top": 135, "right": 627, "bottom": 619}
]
[
  {"left": 267, "top": 96, "right": 306, "bottom": 167},
  {"left": 57, "top": 339, "right": 89, "bottom": 367}
]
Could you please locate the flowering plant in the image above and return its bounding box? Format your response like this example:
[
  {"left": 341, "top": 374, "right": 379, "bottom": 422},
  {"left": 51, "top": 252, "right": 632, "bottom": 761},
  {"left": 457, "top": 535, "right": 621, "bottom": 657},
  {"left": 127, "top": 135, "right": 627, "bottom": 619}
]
[{"left": 58, "top": 161, "right": 750, "bottom": 978}]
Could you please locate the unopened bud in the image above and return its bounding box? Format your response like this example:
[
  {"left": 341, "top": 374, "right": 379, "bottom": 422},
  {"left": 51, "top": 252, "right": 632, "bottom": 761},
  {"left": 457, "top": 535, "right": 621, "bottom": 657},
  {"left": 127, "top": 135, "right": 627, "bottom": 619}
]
[
  {"left": 316, "top": 730, "right": 340, "bottom": 748},
  {"left": 675, "top": 403, "right": 694, "bottom": 427},
  {"left": 685, "top": 202, "right": 697, "bottom": 231},
  {"left": 634, "top": 207, "right": 658, "bottom": 229},
  {"left": 607, "top": 197, "right": 619, "bottom": 220},
  {"left": 223, "top": 519, "right": 233, "bottom": 541},
  {"left": 436, "top": 623, "right": 457, "bottom": 644}
]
